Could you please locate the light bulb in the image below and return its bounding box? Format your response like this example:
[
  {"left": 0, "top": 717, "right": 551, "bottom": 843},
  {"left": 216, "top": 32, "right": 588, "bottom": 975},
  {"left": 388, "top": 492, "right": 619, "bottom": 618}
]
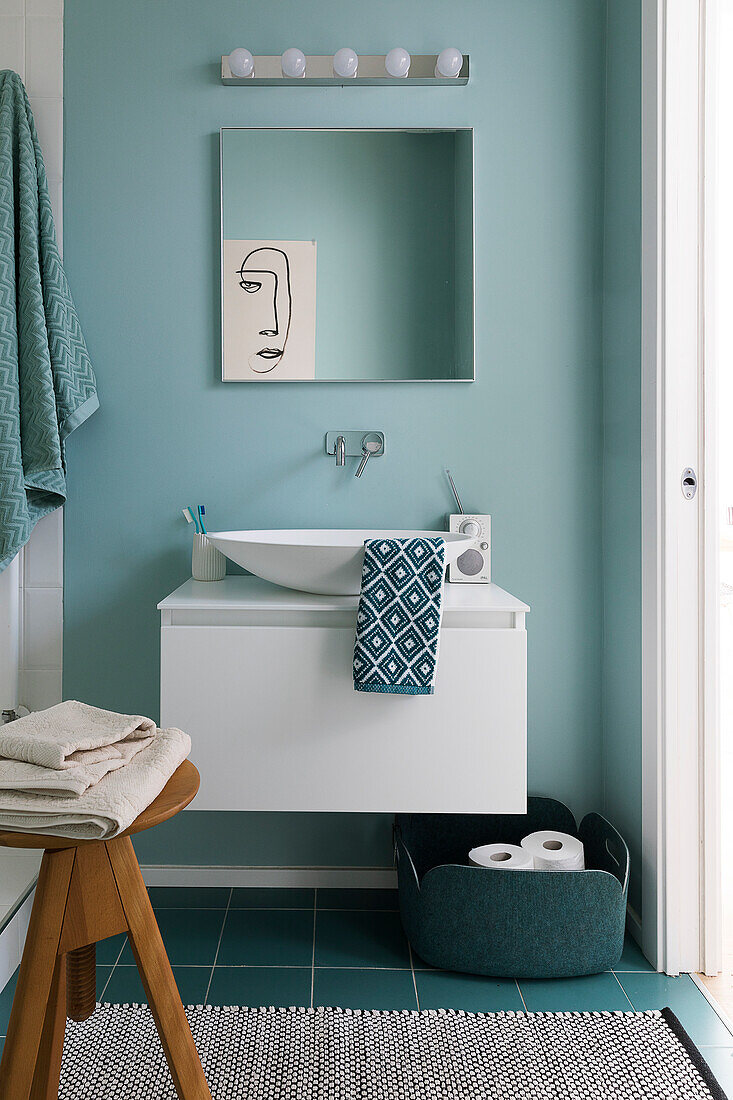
[
  {"left": 228, "top": 48, "right": 254, "bottom": 78},
  {"left": 385, "top": 47, "right": 411, "bottom": 78},
  {"left": 333, "top": 47, "right": 358, "bottom": 79},
  {"left": 435, "top": 47, "right": 463, "bottom": 79},
  {"left": 281, "top": 47, "right": 307, "bottom": 78}
]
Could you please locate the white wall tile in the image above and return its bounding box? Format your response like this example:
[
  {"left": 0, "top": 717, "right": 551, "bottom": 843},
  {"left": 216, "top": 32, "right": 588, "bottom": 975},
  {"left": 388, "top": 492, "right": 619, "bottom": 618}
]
[
  {"left": 25, "top": 16, "right": 62, "bottom": 98},
  {"left": 26, "top": 0, "right": 63, "bottom": 15},
  {"left": 0, "top": 851, "right": 41, "bottom": 908},
  {"left": 23, "top": 510, "right": 63, "bottom": 588},
  {"left": 0, "top": 0, "right": 24, "bottom": 17},
  {"left": 29, "top": 95, "right": 62, "bottom": 180},
  {"left": 19, "top": 668, "right": 63, "bottom": 710},
  {"left": 48, "top": 177, "right": 62, "bottom": 251},
  {"left": 22, "top": 588, "right": 63, "bottom": 669},
  {"left": 0, "top": 891, "right": 34, "bottom": 990},
  {"left": 0, "top": 16, "right": 25, "bottom": 76}
]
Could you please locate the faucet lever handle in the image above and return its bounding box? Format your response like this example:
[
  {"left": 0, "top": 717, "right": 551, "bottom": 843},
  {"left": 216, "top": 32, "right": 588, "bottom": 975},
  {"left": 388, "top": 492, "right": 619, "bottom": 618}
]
[
  {"left": 355, "top": 435, "right": 381, "bottom": 478},
  {"left": 355, "top": 446, "right": 371, "bottom": 478}
]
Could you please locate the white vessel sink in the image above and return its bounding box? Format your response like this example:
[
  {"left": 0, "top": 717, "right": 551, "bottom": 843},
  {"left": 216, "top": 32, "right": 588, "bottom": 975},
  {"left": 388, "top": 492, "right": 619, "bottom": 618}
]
[{"left": 206, "top": 529, "right": 475, "bottom": 595}]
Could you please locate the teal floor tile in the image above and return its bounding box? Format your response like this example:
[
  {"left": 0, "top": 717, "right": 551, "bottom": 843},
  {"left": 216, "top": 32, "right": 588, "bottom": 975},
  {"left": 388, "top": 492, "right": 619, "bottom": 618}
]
[
  {"left": 0, "top": 965, "right": 112, "bottom": 1033},
  {"left": 318, "top": 889, "right": 398, "bottom": 911},
  {"left": 619, "top": 973, "right": 733, "bottom": 1047},
  {"left": 315, "top": 910, "right": 410, "bottom": 969},
  {"left": 147, "top": 886, "right": 230, "bottom": 909},
  {"left": 230, "top": 888, "right": 314, "bottom": 910},
  {"left": 416, "top": 970, "right": 524, "bottom": 1012},
  {"left": 697, "top": 1047, "right": 733, "bottom": 1095},
  {"left": 519, "top": 973, "right": 633, "bottom": 1013},
  {"left": 208, "top": 966, "right": 311, "bottom": 1008},
  {"left": 217, "top": 908, "right": 314, "bottom": 966},
  {"left": 96, "top": 931, "right": 127, "bottom": 965},
  {"left": 314, "top": 967, "right": 418, "bottom": 1010},
  {"left": 120, "top": 908, "right": 224, "bottom": 966},
  {"left": 102, "top": 965, "right": 210, "bottom": 1006},
  {"left": 614, "top": 934, "right": 655, "bottom": 973},
  {"left": 0, "top": 966, "right": 111, "bottom": 1033},
  {"left": 0, "top": 969, "right": 18, "bottom": 1035},
  {"left": 95, "top": 965, "right": 114, "bottom": 1000}
]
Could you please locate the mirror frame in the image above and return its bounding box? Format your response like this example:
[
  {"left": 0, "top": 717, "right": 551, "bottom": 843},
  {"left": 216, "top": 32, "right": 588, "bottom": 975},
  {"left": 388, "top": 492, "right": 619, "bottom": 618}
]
[{"left": 220, "top": 127, "right": 475, "bottom": 383}]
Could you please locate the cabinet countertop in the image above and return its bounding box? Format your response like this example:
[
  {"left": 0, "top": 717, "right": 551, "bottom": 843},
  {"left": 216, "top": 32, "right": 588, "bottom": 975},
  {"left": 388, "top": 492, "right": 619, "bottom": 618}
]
[{"left": 158, "top": 575, "right": 530, "bottom": 614}]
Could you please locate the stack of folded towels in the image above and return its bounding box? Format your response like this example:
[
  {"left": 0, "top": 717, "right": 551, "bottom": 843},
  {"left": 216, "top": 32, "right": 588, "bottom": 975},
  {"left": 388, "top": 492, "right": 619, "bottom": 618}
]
[{"left": 0, "top": 701, "right": 191, "bottom": 840}]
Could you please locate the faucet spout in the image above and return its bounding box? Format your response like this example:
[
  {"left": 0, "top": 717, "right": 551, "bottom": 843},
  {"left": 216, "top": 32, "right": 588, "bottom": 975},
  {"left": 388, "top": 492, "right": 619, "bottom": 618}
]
[{"left": 335, "top": 435, "right": 346, "bottom": 467}]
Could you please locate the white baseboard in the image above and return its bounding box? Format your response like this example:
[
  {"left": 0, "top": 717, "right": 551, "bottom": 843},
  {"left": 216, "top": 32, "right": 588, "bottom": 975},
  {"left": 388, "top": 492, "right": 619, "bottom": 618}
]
[{"left": 140, "top": 865, "right": 398, "bottom": 890}]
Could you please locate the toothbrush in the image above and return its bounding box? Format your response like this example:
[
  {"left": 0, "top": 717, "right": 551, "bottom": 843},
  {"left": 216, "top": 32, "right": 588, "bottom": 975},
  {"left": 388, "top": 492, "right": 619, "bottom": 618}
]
[
  {"left": 197, "top": 505, "right": 207, "bottom": 535},
  {"left": 182, "top": 507, "right": 200, "bottom": 533}
]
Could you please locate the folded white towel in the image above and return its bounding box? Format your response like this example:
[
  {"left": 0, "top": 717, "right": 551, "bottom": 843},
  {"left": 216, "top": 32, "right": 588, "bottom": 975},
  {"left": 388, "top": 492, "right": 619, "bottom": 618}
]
[
  {"left": 0, "top": 701, "right": 155, "bottom": 771},
  {"left": 0, "top": 734, "right": 152, "bottom": 798},
  {"left": 0, "top": 727, "right": 191, "bottom": 840}
]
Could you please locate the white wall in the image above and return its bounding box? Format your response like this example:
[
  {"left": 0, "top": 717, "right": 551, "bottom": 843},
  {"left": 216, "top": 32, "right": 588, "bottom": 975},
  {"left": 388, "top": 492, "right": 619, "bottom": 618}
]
[
  {"left": 0, "top": 0, "right": 64, "bottom": 988},
  {"left": 0, "top": 0, "right": 64, "bottom": 715}
]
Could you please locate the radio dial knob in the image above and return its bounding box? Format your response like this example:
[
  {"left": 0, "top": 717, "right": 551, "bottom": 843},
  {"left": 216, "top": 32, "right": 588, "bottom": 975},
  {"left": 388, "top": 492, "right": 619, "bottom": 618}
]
[{"left": 459, "top": 520, "right": 481, "bottom": 537}]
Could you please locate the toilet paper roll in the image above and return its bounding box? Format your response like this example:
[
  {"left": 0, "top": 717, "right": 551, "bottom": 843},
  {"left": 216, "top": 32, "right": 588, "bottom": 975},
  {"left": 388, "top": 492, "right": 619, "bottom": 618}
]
[
  {"left": 520, "top": 830, "right": 585, "bottom": 871},
  {"left": 468, "top": 843, "right": 534, "bottom": 870}
]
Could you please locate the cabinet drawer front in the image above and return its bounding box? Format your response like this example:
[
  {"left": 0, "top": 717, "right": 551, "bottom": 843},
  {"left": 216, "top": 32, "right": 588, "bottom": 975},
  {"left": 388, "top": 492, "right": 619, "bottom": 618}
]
[{"left": 161, "top": 624, "right": 526, "bottom": 813}]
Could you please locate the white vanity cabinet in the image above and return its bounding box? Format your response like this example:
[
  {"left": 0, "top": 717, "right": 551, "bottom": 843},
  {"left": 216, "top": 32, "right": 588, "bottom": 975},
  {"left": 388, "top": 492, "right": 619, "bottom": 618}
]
[{"left": 158, "top": 577, "right": 529, "bottom": 814}]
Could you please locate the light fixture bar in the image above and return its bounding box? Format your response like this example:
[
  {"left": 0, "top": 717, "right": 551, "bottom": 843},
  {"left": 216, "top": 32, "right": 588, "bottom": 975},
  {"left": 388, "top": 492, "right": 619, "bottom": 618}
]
[{"left": 221, "top": 54, "right": 469, "bottom": 86}]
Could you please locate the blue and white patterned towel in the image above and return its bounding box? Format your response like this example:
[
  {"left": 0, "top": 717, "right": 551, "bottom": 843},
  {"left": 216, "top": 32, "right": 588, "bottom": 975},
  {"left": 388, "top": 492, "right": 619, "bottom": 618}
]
[{"left": 353, "top": 537, "right": 446, "bottom": 695}]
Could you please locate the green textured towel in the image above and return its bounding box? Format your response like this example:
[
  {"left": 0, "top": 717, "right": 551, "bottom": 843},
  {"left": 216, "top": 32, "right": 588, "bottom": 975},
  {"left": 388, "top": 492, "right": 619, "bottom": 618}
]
[{"left": 0, "top": 70, "right": 98, "bottom": 572}]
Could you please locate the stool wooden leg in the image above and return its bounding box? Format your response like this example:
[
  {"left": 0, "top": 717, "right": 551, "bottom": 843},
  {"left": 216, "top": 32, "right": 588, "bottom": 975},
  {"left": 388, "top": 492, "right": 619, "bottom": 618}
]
[
  {"left": 0, "top": 847, "right": 75, "bottom": 1100},
  {"left": 30, "top": 953, "right": 67, "bottom": 1100},
  {"left": 106, "top": 836, "right": 211, "bottom": 1100}
]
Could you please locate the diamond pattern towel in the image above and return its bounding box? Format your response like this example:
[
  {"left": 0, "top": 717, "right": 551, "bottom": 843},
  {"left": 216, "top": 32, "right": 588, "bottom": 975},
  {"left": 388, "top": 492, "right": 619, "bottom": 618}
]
[
  {"left": 0, "top": 70, "right": 98, "bottom": 572},
  {"left": 353, "top": 537, "right": 446, "bottom": 695}
]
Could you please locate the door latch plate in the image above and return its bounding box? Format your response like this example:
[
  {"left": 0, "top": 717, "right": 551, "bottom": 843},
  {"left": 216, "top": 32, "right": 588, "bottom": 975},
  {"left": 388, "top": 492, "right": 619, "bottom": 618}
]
[{"left": 681, "top": 467, "right": 697, "bottom": 500}]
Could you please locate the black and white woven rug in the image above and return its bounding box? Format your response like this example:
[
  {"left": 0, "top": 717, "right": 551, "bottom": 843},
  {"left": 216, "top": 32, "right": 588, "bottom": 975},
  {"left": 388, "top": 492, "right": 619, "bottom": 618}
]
[{"left": 58, "top": 1004, "right": 727, "bottom": 1099}]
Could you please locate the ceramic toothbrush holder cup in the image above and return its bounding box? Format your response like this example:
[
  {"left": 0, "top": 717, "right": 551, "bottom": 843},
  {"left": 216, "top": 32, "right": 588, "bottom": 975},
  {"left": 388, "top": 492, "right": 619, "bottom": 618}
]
[{"left": 192, "top": 533, "right": 226, "bottom": 581}]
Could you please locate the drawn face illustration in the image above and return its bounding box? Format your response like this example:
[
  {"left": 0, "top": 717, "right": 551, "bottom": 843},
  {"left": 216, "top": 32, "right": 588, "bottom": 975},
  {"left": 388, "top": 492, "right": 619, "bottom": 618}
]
[{"left": 236, "top": 247, "right": 292, "bottom": 373}]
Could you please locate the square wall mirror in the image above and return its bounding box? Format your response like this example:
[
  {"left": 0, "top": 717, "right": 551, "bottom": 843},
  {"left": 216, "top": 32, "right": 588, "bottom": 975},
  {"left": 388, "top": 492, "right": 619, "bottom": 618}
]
[{"left": 220, "top": 128, "right": 474, "bottom": 382}]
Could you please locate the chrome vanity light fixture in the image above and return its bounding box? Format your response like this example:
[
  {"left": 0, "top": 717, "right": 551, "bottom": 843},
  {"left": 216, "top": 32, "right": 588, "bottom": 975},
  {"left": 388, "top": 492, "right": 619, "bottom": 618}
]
[{"left": 221, "top": 51, "right": 468, "bottom": 85}]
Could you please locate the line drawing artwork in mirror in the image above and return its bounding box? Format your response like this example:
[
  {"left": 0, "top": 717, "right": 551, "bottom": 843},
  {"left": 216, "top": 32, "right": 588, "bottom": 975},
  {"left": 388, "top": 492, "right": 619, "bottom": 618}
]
[{"left": 222, "top": 239, "right": 316, "bottom": 380}]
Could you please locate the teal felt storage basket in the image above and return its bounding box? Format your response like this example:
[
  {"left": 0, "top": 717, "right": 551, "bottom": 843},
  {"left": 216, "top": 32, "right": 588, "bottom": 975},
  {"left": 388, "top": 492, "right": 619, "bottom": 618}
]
[{"left": 394, "top": 797, "right": 629, "bottom": 979}]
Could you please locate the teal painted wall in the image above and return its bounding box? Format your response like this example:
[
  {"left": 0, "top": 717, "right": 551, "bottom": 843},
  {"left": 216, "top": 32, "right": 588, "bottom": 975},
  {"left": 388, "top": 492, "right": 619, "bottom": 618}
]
[
  {"left": 62, "top": 0, "right": 607, "bottom": 867},
  {"left": 601, "top": 0, "right": 642, "bottom": 912}
]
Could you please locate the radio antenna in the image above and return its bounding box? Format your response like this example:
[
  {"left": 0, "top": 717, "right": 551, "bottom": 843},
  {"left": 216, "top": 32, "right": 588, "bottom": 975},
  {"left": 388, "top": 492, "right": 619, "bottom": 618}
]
[{"left": 445, "top": 469, "right": 464, "bottom": 514}]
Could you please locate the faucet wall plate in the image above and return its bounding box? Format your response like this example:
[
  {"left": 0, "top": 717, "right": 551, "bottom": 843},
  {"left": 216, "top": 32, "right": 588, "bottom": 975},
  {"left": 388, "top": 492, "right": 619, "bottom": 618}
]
[{"left": 325, "top": 431, "right": 385, "bottom": 458}]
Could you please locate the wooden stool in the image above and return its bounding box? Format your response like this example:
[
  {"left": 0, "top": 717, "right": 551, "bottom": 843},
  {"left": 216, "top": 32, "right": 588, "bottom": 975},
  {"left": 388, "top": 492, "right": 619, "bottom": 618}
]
[{"left": 0, "top": 759, "right": 211, "bottom": 1100}]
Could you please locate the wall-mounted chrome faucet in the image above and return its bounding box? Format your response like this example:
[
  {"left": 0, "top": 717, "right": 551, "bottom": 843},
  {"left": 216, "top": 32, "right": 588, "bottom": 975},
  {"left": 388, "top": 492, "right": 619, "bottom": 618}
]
[{"left": 325, "top": 431, "right": 385, "bottom": 477}]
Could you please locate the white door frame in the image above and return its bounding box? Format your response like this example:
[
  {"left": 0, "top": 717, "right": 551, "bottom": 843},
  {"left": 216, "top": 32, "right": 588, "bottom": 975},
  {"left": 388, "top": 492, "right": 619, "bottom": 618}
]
[
  {"left": 641, "top": 0, "right": 720, "bottom": 976},
  {"left": 701, "top": 0, "right": 722, "bottom": 979}
]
